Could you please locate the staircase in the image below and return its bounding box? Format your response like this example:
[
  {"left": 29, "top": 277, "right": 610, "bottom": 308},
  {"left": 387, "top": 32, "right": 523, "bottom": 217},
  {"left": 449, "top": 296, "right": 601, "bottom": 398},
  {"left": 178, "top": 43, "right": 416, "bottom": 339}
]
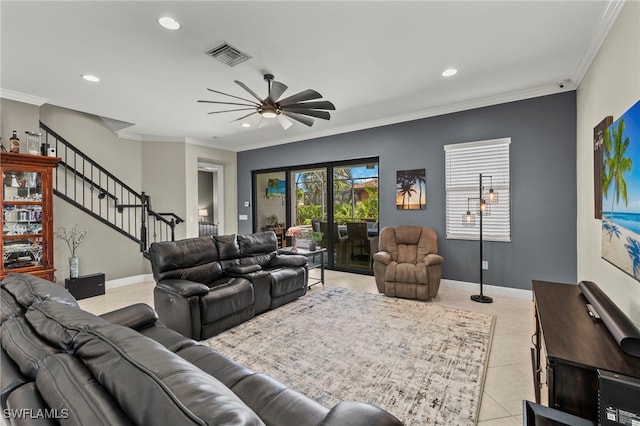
[{"left": 40, "top": 122, "right": 183, "bottom": 256}]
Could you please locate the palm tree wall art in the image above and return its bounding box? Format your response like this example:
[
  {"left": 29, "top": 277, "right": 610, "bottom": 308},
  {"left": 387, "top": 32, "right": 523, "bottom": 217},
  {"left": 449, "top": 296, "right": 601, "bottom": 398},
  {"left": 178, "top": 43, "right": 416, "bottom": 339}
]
[
  {"left": 601, "top": 100, "right": 640, "bottom": 281},
  {"left": 396, "top": 169, "right": 426, "bottom": 210}
]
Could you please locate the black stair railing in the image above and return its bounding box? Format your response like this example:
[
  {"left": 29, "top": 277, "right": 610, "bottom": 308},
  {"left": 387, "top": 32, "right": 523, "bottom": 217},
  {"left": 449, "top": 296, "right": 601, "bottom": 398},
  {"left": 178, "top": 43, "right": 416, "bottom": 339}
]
[{"left": 40, "top": 122, "right": 183, "bottom": 253}]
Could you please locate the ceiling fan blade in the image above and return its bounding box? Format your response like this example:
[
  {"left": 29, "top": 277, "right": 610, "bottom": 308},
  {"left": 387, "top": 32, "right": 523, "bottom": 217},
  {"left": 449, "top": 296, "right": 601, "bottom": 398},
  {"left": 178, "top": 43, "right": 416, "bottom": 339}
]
[
  {"left": 230, "top": 111, "right": 259, "bottom": 123},
  {"left": 207, "top": 108, "right": 256, "bottom": 114},
  {"left": 269, "top": 81, "right": 288, "bottom": 102},
  {"left": 206, "top": 88, "right": 261, "bottom": 106},
  {"left": 283, "top": 109, "right": 331, "bottom": 120},
  {"left": 235, "top": 80, "right": 264, "bottom": 103},
  {"left": 198, "top": 100, "right": 257, "bottom": 107},
  {"left": 277, "top": 114, "right": 293, "bottom": 130},
  {"left": 281, "top": 100, "right": 335, "bottom": 110},
  {"left": 278, "top": 89, "right": 322, "bottom": 106},
  {"left": 258, "top": 117, "right": 269, "bottom": 128},
  {"left": 282, "top": 111, "right": 314, "bottom": 127}
]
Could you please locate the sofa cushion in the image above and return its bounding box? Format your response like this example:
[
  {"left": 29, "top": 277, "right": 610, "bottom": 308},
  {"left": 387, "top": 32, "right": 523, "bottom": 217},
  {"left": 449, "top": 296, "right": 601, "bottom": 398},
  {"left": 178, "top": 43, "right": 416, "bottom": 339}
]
[
  {"left": 238, "top": 232, "right": 278, "bottom": 267},
  {"left": 36, "top": 354, "right": 132, "bottom": 426},
  {"left": 0, "top": 317, "right": 61, "bottom": 380},
  {"left": 149, "top": 236, "right": 223, "bottom": 285},
  {"left": 215, "top": 234, "right": 241, "bottom": 261},
  {"left": 269, "top": 268, "right": 306, "bottom": 298},
  {"left": 1, "top": 347, "right": 27, "bottom": 407},
  {"left": 200, "top": 278, "right": 254, "bottom": 324},
  {"left": 25, "top": 299, "right": 264, "bottom": 426},
  {"left": 1, "top": 273, "right": 78, "bottom": 309},
  {"left": 1, "top": 286, "right": 25, "bottom": 324}
]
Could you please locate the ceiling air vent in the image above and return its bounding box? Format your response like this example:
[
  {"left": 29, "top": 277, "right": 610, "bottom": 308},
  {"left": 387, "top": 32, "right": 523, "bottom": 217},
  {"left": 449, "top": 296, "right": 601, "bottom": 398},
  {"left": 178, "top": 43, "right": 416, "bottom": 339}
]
[{"left": 205, "top": 43, "right": 251, "bottom": 67}]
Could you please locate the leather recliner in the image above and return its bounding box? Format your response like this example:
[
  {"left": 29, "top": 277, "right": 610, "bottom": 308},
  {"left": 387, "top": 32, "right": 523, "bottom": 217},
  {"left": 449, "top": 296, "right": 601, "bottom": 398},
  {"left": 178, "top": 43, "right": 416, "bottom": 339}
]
[
  {"left": 149, "top": 231, "right": 308, "bottom": 340},
  {"left": 373, "top": 226, "right": 444, "bottom": 301}
]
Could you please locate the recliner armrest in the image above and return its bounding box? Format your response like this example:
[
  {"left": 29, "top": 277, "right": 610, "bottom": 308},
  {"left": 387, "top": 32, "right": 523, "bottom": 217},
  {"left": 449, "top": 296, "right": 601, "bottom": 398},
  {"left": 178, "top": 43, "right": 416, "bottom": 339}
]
[
  {"left": 320, "top": 401, "right": 403, "bottom": 426},
  {"left": 423, "top": 253, "right": 443, "bottom": 266},
  {"left": 156, "top": 279, "right": 210, "bottom": 297},
  {"left": 270, "top": 255, "right": 308, "bottom": 268},
  {"left": 373, "top": 252, "right": 392, "bottom": 265},
  {"left": 100, "top": 303, "right": 158, "bottom": 330},
  {"left": 226, "top": 264, "right": 262, "bottom": 275}
]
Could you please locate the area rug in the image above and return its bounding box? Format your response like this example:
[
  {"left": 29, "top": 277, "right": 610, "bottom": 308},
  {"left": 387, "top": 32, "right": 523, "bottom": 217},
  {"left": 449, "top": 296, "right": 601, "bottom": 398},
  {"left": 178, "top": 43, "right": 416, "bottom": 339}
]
[{"left": 204, "top": 287, "right": 495, "bottom": 425}]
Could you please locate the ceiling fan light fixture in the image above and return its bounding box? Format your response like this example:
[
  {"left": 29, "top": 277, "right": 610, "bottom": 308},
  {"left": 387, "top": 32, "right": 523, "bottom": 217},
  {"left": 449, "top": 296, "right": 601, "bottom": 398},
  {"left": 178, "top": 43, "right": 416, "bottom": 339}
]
[{"left": 259, "top": 106, "right": 279, "bottom": 118}]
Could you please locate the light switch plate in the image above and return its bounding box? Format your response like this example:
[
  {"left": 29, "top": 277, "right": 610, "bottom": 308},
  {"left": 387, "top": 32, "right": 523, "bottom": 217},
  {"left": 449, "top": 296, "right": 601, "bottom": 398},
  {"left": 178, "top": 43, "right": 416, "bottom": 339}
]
[{"left": 239, "top": 214, "right": 248, "bottom": 221}]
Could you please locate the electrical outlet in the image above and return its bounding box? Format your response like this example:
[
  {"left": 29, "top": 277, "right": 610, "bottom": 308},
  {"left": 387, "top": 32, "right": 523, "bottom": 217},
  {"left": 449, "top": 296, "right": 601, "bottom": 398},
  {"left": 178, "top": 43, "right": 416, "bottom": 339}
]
[{"left": 482, "top": 260, "right": 489, "bottom": 270}]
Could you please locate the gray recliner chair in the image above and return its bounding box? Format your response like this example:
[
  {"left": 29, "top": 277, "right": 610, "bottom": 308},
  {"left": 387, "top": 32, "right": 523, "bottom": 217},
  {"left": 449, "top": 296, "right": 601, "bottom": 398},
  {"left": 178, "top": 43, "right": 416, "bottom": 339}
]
[{"left": 373, "top": 226, "right": 443, "bottom": 301}]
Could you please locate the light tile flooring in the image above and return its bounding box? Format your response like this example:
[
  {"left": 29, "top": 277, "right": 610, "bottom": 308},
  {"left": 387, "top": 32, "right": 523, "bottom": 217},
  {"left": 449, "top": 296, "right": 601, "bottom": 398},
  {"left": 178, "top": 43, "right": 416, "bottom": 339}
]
[{"left": 78, "top": 270, "right": 534, "bottom": 425}]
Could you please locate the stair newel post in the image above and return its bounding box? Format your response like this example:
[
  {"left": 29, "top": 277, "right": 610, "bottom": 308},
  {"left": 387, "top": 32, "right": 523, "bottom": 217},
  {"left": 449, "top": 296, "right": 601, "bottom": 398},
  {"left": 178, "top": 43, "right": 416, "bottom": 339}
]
[
  {"left": 169, "top": 218, "right": 176, "bottom": 242},
  {"left": 140, "top": 192, "right": 148, "bottom": 253}
]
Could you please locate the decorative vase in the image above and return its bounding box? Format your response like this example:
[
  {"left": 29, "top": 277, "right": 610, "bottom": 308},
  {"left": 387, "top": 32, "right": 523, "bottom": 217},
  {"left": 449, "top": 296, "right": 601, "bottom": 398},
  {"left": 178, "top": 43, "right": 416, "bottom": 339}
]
[{"left": 69, "top": 256, "right": 79, "bottom": 279}]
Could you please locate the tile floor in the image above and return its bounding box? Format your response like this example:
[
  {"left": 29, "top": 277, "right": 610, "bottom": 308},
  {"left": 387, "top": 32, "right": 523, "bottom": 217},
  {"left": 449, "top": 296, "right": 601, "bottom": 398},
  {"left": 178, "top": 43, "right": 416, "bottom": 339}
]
[{"left": 78, "top": 269, "right": 534, "bottom": 425}]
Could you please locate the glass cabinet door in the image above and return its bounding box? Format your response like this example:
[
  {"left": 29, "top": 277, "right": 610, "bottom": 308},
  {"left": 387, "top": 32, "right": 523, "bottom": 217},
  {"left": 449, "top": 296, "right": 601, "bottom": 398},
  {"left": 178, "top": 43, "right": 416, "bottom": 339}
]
[{"left": 2, "top": 171, "right": 45, "bottom": 270}]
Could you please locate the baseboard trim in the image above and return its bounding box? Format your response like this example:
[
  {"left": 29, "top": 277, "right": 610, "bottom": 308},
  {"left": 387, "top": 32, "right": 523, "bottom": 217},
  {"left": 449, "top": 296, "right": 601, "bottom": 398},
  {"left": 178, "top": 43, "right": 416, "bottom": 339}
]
[
  {"left": 441, "top": 279, "right": 532, "bottom": 300},
  {"left": 106, "top": 274, "right": 154, "bottom": 289}
]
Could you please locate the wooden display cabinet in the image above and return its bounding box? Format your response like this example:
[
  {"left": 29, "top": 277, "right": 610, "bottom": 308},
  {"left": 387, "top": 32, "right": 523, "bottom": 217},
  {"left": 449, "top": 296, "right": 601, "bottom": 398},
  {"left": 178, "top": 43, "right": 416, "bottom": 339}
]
[{"left": 1, "top": 152, "right": 59, "bottom": 281}]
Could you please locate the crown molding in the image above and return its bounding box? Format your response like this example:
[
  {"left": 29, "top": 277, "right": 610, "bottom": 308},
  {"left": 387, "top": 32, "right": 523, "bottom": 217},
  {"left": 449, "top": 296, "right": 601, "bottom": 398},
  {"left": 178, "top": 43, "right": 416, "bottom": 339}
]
[
  {"left": 232, "top": 83, "right": 570, "bottom": 152},
  {"left": 571, "top": 0, "right": 626, "bottom": 84},
  {"left": 0, "top": 89, "right": 49, "bottom": 106}
]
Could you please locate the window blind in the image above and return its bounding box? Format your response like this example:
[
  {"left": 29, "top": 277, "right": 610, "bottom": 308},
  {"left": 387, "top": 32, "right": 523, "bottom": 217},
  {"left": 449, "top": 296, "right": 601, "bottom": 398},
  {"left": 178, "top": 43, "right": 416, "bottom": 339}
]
[{"left": 444, "top": 138, "right": 511, "bottom": 241}]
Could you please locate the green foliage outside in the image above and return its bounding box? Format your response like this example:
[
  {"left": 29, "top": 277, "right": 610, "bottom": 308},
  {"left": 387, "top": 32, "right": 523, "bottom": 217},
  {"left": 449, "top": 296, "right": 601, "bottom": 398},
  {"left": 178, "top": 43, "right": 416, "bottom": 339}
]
[{"left": 297, "top": 187, "right": 378, "bottom": 225}]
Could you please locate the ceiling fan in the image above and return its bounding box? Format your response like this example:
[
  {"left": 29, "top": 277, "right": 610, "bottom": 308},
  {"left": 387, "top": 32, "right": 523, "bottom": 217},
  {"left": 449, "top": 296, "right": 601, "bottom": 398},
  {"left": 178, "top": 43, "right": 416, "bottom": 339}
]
[{"left": 198, "top": 74, "right": 335, "bottom": 129}]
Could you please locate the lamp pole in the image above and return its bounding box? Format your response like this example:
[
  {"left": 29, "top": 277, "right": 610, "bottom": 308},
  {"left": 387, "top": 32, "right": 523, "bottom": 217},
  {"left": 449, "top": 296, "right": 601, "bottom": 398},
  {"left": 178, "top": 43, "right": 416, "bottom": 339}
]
[{"left": 471, "top": 173, "right": 493, "bottom": 303}]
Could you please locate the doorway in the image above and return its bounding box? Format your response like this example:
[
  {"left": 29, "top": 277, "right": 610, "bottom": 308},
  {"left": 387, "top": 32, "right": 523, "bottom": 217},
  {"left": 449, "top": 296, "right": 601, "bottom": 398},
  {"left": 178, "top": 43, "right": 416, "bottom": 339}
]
[
  {"left": 252, "top": 158, "right": 378, "bottom": 274},
  {"left": 197, "top": 162, "right": 224, "bottom": 236}
]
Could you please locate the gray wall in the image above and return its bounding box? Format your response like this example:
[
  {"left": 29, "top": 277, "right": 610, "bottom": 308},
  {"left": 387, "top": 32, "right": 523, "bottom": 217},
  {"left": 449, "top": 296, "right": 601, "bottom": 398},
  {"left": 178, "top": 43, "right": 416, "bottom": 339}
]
[{"left": 237, "top": 92, "right": 577, "bottom": 290}]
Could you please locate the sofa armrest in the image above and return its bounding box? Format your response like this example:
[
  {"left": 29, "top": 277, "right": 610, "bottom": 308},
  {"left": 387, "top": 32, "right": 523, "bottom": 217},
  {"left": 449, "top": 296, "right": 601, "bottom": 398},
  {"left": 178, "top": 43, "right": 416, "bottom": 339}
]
[
  {"left": 270, "top": 255, "right": 308, "bottom": 268},
  {"left": 226, "top": 264, "right": 262, "bottom": 275},
  {"left": 423, "top": 253, "right": 443, "bottom": 267},
  {"left": 373, "top": 252, "right": 392, "bottom": 265},
  {"left": 100, "top": 303, "right": 158, "bottom": 330},
  {"left": 156, "top": 279, "right": 210, "bottom": 298},
  {"left": 320, "top": 401, "right": 403, "bottom": 426}
]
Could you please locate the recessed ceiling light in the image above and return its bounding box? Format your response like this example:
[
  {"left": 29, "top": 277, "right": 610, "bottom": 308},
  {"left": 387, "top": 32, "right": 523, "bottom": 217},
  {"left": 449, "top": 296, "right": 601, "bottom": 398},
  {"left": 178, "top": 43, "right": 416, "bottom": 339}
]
[
  {"left": 81, "top": 74, "right": 100, "bottom": 83},
  {"left": 442, "top": 68, "right": 458, "bottom": 77},
  {"left": 158, "top": 16, "right": 181, "bottom": 31},
  {"left": 241, "top": 123, "right": 251, "bottom": 128}
]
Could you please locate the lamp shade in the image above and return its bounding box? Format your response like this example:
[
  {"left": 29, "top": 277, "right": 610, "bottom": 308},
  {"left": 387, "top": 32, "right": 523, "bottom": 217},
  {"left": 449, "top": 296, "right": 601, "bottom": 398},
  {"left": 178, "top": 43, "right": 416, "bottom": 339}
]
[{"left": 198, "top": 209, "right": 208, "bottom": 217}]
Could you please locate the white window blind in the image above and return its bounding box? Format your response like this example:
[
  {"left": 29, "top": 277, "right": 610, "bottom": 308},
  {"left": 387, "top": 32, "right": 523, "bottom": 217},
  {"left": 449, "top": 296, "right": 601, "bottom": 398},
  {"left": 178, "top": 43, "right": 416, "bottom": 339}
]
[{"left": 444, "top": 138, "right": 511, "bottom": 241}]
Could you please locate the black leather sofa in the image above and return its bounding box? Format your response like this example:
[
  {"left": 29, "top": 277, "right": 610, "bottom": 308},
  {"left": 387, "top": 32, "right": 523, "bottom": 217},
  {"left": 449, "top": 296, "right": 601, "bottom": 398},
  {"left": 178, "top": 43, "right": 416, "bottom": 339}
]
[
  {"left": 0, "top": 273, "right": 403, "bottom": 426},
  {"left": 149, "top": 231, "right": 308, "bottom": 340}
]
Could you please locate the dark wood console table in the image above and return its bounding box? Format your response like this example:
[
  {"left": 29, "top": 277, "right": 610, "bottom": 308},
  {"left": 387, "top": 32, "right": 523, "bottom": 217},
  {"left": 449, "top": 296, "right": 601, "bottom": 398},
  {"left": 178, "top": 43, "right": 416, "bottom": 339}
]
[{"left": 532, "top": 280, "right": 640, "bottom": 421}]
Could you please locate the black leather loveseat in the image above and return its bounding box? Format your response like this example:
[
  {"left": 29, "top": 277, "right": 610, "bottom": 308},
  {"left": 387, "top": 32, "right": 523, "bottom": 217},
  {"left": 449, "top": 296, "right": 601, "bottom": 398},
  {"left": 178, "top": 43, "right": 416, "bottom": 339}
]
[
  {"left": 0, "top": 273, "right": 403, "bottom": 426},
  {"left": 149, "top": 231, "right": 308, "bottom": 340}
]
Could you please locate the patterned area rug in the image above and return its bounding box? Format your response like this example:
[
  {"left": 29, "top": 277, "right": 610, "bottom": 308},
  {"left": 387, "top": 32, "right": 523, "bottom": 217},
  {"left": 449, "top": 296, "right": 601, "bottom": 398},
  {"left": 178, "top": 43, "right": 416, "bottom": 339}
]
[{"left": 204, "top": 287, "right": 495, "bottom": 425}]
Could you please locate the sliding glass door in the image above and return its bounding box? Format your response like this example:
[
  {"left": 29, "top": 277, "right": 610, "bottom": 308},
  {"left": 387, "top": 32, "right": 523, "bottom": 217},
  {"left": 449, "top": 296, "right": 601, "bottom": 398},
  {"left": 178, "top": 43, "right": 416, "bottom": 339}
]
[
  {"left": 333, "top": 162, "right": 378, "bottom": 273},
  {"left": 253, "top": 158, "right": 378, "bottom": 274}
]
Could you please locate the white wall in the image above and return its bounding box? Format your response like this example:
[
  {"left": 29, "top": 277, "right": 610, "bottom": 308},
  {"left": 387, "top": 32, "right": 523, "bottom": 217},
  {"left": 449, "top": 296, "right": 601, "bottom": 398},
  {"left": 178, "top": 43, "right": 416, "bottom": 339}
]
[{"left": 577, "top": 1, "right": 640, "bottom": 324}]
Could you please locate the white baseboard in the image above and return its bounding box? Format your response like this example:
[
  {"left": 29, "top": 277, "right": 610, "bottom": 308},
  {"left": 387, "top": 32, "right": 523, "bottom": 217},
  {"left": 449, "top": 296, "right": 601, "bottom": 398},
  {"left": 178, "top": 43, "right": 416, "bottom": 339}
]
[
  {"left": 106, "top": 274, "right": 154, "bottom": 289},
  {"left": 441, "top": 279, "right": 532, "bottom": 300}
]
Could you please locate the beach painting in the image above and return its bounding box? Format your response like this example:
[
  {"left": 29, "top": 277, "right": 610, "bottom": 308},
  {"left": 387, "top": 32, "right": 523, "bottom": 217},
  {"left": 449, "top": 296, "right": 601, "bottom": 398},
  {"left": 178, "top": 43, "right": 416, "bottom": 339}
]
[
  {"left": 602, "top": 100, "right": 640, "bottom": 280},
  {"left": 396, "top": 169, "right": 426, "bottom": 210}
]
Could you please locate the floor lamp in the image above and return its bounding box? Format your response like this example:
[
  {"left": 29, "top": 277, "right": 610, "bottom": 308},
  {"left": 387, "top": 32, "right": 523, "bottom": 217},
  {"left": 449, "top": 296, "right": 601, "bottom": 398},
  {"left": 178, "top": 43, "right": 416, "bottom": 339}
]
[{"left": 464, "top": 173, "right": 497, "bottom": 303}]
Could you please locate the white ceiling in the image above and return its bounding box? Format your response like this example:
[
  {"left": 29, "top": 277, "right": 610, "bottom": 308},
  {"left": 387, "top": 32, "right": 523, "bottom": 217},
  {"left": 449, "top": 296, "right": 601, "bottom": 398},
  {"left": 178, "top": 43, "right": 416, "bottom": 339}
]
[{"left": 0, "top": 1, "right": 623, "bottom": 152}]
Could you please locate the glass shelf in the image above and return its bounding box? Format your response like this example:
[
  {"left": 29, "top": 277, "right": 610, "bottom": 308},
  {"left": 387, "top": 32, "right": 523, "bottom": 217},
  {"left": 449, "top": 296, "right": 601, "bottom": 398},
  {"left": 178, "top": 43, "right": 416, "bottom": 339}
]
[
  {"left": 3, "top": 237, "right": 44, "bottom": 270},
  {"left": 2, "top": 171, "right": 43, "bottom": 201}
]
